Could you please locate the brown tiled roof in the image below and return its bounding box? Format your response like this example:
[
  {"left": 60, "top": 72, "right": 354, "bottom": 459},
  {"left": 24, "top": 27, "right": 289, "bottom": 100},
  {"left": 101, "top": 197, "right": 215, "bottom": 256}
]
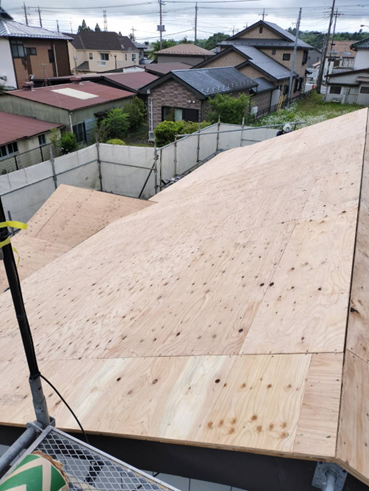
[
  {"left": 329, "top": 40, "right": 355, "bottom": 58},
  {"left": 154, "top": 43, "right": 215, "bottom": 56},
  {"left": 0, "top": 112, "right": 63, "bottom": 145},
  {"left": 7, "top": 81, "right": 134, "bottom": 111},
  {"left": 104, "top": 72, "right": 158, "bottom": 90}
]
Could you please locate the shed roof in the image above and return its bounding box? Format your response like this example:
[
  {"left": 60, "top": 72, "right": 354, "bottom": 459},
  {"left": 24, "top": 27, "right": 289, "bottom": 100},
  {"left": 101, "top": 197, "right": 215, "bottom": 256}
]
[
  {"left": 0, "top": 109, "right": 369, "bottom": 487},
  {"left": 69, "top": 31, "right": 137, "bottom": 51},
  {"left": 155, "top": 43, "right": 215, "bottom": 56},
  {"left": 251, "top": 77, "right": 276, "bottom": 93},
  {"left": 0, "top": 112, "right": 63, "bottom": 146},
  {"left": 104, "top": 71, "right": 158, "bottom": 90},
  {"left": 6, "top": 81, "right": 134, "bottom": 111}
]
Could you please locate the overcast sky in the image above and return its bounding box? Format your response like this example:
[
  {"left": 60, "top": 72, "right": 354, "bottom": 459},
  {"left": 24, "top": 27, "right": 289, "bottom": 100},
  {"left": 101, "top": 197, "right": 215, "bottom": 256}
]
[{"left": 3, "top": 0, "right": 369, "bottom": 42}]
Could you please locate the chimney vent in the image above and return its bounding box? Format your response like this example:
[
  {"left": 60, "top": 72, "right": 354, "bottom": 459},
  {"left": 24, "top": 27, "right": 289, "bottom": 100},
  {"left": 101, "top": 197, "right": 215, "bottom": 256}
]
[{"left": 22, "top": 81, "right": 34, "bottom": 91}]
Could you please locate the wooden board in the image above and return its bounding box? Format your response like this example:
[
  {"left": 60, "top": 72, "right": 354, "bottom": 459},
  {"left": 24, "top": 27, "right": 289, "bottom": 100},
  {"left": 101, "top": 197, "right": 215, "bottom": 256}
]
[
  {"left": 0, "top": 185, "right": 154, "bottom": 291},
  {"left": 0, "top": 110, "right": 368, "bottom": 479}
]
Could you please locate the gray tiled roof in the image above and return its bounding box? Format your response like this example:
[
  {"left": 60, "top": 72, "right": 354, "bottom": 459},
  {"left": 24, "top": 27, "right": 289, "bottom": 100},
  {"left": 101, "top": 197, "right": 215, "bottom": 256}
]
[
  {"left": 0, "top": 18, "right": 72, "bottom": 40},
  {"left": 351, "top": 37, "right": 369, "bottom": 49},
  {"left": 221, "top": 39, "right": 303, "bottom": 49},
  {"left": 235, "top": 45, "right": 294, "bottom": 80},
  {"left": 70, "top": 31, "right": 137, "bottom": 51},
  {"left": 264, "top": 21, "right": 312, "bottom": 48},
  {"left": 172, "top": 67, "right": 257, "bottom": 96},
  {"left": 251, "top": 77, "right": 276, "bottom": 93}
]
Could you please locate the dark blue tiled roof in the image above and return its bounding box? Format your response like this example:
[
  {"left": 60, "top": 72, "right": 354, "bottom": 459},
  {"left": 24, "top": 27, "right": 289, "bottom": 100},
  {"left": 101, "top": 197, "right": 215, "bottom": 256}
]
[
  {"left": 351, "top": 37, "right": 369, "bottom": 49},
  {"left": 172, "top": 67, "right": 257, "bottom": 96}
]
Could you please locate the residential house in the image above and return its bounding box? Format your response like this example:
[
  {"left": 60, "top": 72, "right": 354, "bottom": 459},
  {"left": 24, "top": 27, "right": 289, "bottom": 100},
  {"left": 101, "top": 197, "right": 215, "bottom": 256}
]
[
  {"left": 134, "top": 41, "right": 153, "bottom": 63},
  {"left": 195, "top": 20, "right": 312, "bottom": 105},
  {"left": 139, "top": 66, "right": 276, "bottom": 132},
  {"left": 0, "top": 112, "right": 63, "bottom": 170},
  {"left": 0, "top": 80, "right": 134, "bottom": 143},
  {"left": 307, "top": 48, "right": 321, "bottom": 68},
  {"left": 154, "top": 44, "right": 215, "bottom": 66},
  {"left": 325, "top": 68, "right": 369, "bottom": 105},
  {"left": 67, "top": 31, "right": 140, "bottom": 73},
  {"left": 0, "top": 7, "right": 71, "bottom": 90},
  {"left": 145, "top": 62, "right": 192, "bottom": 76},
  {"left": 351, "top": 37, "right": 369, "bottom": 70}
]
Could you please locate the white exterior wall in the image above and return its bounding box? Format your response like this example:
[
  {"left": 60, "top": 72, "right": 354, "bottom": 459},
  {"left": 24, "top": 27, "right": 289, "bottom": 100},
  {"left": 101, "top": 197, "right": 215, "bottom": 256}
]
[
  {"left": 354, "top": 50, "right": 369, "bottom": 70},
  {"left": 72, "top": 48, "right": 139, "bottom": 73},
  {"left": 0, "top": 38, "right": 17, "bottom": 89}
]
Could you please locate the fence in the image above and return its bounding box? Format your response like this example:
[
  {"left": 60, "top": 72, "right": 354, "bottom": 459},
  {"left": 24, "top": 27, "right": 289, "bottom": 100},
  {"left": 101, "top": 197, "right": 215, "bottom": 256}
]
[
  {"left": 0, "top": 143, "right": 59, "bottom": 175},
  {"left": 0, "top": 122, "right": 305, "bottom": 224},
  {"left": 257, "top": 90, "right": 312, "bottom": 118}
]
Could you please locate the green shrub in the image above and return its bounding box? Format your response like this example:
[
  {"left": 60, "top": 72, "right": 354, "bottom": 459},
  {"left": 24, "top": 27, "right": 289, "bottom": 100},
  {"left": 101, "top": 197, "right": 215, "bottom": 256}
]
[
  {"left": 60, "top": 132, "right": 78, "bottom": 154},
  {"left": 106, "top": 139, "right": 126, "bottom": 145},
  {"left": 207, "top": 93, "right": 252, "bottom": 124},
  {"left": 100, "top": 108, "right": 130, "bottom": 140},
  {"left": 154, "top": 120, "right": 211, "bottom": 147},
  {"left": 122, "top": 97, "right": 146, "bottom": 132}
]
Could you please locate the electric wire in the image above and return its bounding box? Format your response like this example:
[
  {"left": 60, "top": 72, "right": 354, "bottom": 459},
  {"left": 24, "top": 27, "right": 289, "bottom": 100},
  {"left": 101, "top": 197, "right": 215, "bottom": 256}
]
[{"left": 40, "top": 374, "right": 90, "bottom": 444}]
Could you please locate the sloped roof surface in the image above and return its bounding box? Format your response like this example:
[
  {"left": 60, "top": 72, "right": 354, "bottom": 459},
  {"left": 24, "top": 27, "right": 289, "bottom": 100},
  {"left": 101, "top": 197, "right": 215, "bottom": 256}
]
[
  {"left": 0, "top": 110, "right": 369, "bottom": 487},
  {"left": 236, "top": 45, "right": 294, "bottom": 80},
  {"left": 105, "top": 71, "right": 158, "bottom": 90},
  {"left": 0, "top": 112, "right": 62, "bottom": 145},
  {"left": 7, "top": 81, "right": 133, "bottom": 110},
  {"left": 221, "top": 38, "right": 304, "bottom": 49},
  {"left": 70, "top": 31, "right": 137, "bottom": 51},
  {"left": 0, "top": 18, "right": 72, "bottom": 40},
  {"left": 155, "top": 43, "right": 215, "bottom": 56},
  {"left": 172, "top": 66, "right": 257, "bottom": 96},
  {"left": 351, "top": 36, "right": 369, "bottom": 49},
  {"left": 145, "top": 62, "right": 191, "bottom": 74},
  {"left": 251, "top": 77, "right": 276, "bottom": 93},
  {"left": 328, "top": 40, "right": 355, "bottom": 57}
]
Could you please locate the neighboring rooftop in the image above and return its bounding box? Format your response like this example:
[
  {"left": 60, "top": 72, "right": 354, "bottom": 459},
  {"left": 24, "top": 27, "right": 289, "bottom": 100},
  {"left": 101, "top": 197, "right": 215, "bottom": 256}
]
[
  {"left": 104, "top": 71, "right": 158, "bottom": 91},
  {"left": 351, "top": 37, "right": 369, "bottom": 50},
  {"left": 0, "top": 8, "right": 71, "bottom": 40},
  {"left": 328, "top": 40, "right": 356, "bottom": 58},
  {"left": 6, "top": 81, "right": 134, "bottom": 110},
  {"left": 154, "top": 43, "right": 215, "bottom": 56},
  {"left": 0, "top": 112, "right": 63, "bottom": 146},
  {"left": 69, "top": 31, "right": 137, "bottom": 51},
  {"left": 251, "top": 77, "right": 276, "bottom": 93},
  {"left": 228, "top": 20, "right": 312, "bottom": 49},
  {"left": 145, "top": 62, "right": 192, "bottom": 75}
]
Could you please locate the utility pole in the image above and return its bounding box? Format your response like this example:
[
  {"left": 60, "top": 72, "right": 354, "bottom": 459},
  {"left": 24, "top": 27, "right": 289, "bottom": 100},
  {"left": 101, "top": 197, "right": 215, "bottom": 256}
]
[
  {"left": 56, "top": 20, "right": 59, "bottom": 32},
  {"left": 158, "top": 0, "right": 165, "bottom": 49},
  {"left": 194, "top": 2, "right": 198, "bottom": 45},
  {"left": 37, "top": 6, "right": 42, "bottom": 27},
  {"left": 316, "top": 0, "right": 336, "bottom": 92},
  {"left": 131, "top": 26, "right": 136, "bottom": 41},
  {"left": 103, "top": 9, "right": 107, "bottom": 31},
  {"left": 23, "top": 2, "right": 28, "bottom": 25},
  {"left": 69, "top": 20, "right": 73, "bottom": 34},
  {"left": 287, "top": 7, "right": 302, "bottom": 107},
  {"left": 259, "top": 8, "right": 267, "bottom": 21}
]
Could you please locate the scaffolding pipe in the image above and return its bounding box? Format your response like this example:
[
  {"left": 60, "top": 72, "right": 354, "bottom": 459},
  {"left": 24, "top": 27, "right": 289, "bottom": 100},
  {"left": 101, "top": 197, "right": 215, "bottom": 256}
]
[
  {"left": 0, "top": 424, "right": 40, "bottom": 477},
  {"left": 177, "top": 122, "right": 307, "bottom": 138}
]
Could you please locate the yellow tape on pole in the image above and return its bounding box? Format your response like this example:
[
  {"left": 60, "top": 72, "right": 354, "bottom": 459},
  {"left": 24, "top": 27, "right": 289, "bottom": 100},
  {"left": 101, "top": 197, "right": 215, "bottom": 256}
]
[{"left": 0, "top": 221, "right": 27, "bottom": 230}]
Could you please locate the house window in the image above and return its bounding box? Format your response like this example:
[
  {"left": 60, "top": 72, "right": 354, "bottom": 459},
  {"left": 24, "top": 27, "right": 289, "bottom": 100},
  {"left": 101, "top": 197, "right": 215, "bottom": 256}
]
[
  {"left": 259, "top": 26, "right": 263, "bottom": 34},
  {"left": 360, "top": 86, "right": 369, "bottom": 94},
  {"left": 132, "top": 53, "right": 137, "bottom": 62},
  {"left": 0, "top": 142, "right": 18, "bottom": 159},
  {"left": 330, "top": 86, "right": 342, "bottom": 95},
  {"left": 89, "top": 53, "right": 93, "bottom": 60},
  {"left": 162, "top": 106, "right": 198, "bottom": 123},
  {"left": 10, "top": 40, "right": 25, "bottom": 58},
  {"left": 294, "top": 78, "right": 299, "bottom": 92},
  {"left": 73, "top": 122, "right": 86, "bottom": 143},
  {"left": 48, "top": 49, "right": 54, "bottom": 63},
  {"left": 100, "top": 53, "right": 109, "bottom": 61},
  {"left": 302, "top": 50, "right": 308, "bottom": 65},
  {"left": 26, "top": 47, "right": 37, "bottom": 55},
  {"left": 272, "top": 49, "right": 276, "bottom": 55},
  {"left": 38, "top": 134, "right": 46, "bottom": 146},
  {"left": 283, "top": 53, "right": 291, "bottom": 61}
]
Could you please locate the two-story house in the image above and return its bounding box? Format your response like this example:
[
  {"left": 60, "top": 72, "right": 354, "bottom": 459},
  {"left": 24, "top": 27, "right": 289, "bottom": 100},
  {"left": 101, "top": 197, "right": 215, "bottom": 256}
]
[
  {"left": 0, "top": 7, "right": 71, "bottom": 90},
  {"left": 195, "top": 20, "right": 312, "bottom": 107},
  {"left": 67, "top": 31, "right": 140, "bottom": 74}
]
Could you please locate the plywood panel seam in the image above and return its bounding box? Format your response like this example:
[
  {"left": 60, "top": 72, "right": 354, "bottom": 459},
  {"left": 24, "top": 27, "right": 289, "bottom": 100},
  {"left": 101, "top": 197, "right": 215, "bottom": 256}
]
[{"left": 334, "top": 110, "right": 369, "bottom": 462}]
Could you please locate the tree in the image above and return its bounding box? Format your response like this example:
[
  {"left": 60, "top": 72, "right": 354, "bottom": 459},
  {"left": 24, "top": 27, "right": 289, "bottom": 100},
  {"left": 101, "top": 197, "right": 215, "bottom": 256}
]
[
  {"left": 207, "top": 93, "right": 252, "bottom": 124},
  {"left": 78, "top": 19, "right": 92, "bottom": 32},
  {"left": 95, "top": 23, "right": 101, "bottom": 32},
  {"left": 121, "top": 97, "right": 146, "bottom": 132},
  {"left": 100, "top": 108, "right": 130, "bottom": 140},
  {"left": 148, "top": 39, "right": 177, "bottom": 60},
  {"left": 154, "top": 120, "right": 211, "bottom": 147},
  {"left": 179, "top": 36, "right": 192, "bottom": 44},
  {"left": 204, "top": 32, "right": 230, "bottom": 51},
  {"left": 60, "top": 132, "right": 78, "bottom": 154}
]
